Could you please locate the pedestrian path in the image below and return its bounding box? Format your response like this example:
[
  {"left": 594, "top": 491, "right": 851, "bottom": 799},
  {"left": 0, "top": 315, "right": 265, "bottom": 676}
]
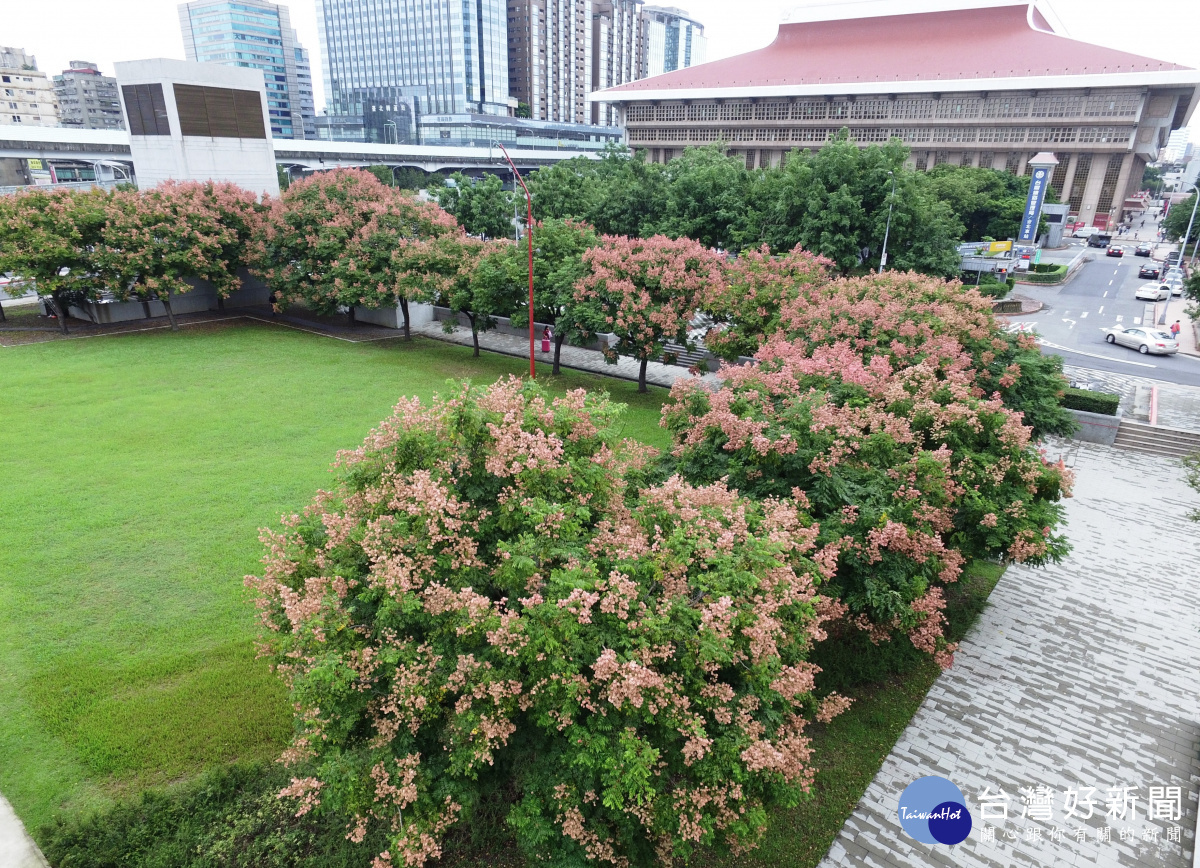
[
  {"left": 413, "top": 321, "right": 721, "bottom": 390},
  {"left": 0, "top": 795, "right": 48, "bottom": 868},
  {"left": 819, "top": 441, "right": 1200, "bottom": 867},
  {"left": 1063, "top": 365, "right": 1200, "bottom": 431}
]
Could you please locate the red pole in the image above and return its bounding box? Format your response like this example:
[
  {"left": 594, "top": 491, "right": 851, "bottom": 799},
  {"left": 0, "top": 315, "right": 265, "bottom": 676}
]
[{"left": 494, "top": 143, "right": 535, "bottom": 379}]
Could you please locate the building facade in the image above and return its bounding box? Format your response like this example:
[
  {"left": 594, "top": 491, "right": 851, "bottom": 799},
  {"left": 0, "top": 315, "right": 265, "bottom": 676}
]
[
  {"left": 54, "top": 62, "right": 125, "bottom": 131},
  {"left": 590, "top": 0, "right": 641, "bottom": 125},
  {"left": 316, "top": 0, "right": 512, "bottom": 142},
  {"left": 507, "top": 0, "right": 593, "bottom": 124},
  {"left": 595, "top": 1, "right": 1200, "bottom": 230},
  {"left": 637, "top": 6, "right": 703, "bottom": 79},
  {"left": 179, "top": 0, "right": 316, "bottom": 139},
  {"left": 1, "top": 47, "right": 60, "bottom": 128}
]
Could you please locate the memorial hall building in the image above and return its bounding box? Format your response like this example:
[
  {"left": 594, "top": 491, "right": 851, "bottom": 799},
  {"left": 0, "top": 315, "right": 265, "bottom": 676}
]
[{"left": 591, "top": 0, "right": 1200, "bottom": 228}]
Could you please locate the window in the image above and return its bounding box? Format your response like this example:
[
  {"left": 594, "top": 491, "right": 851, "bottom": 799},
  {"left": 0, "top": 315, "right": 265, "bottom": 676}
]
[
  {"left": 1095, "top": 153, "right": 1125, "bottom": 215},
  {"left": 936, "top": 97, "right": 980, "bottom": 118},
  {"left": 1049, "top": 152, "right": 1070, "bottom": 197},
  {"left": 983, "top": 96, "right": 1029, "bottom": 118},
  {"left": 792, "top": 100, "right": 827, "bottom": 120},
  {"left": 1005, "top": 152, "right": 1022, "bottom": 174}
]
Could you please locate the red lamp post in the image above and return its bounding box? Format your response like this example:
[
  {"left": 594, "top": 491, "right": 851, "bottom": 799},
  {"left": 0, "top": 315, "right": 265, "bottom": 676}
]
[{"left": 492, "top": 142, "right": 535, "bottom": 378}]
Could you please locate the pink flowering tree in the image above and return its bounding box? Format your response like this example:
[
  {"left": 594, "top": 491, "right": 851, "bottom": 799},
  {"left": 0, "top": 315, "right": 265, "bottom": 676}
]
[
  {"left": 251, "top": 168, "right": 390, "bottom": 321},
  {"left": 574, "top": 234, "right": 725, "bottom": 392},
  {"left": 249, "top": 378, "right": 851, "bottom": 867},
  {"left": 716, "top": 268, "right": 1074, "bottom": 439},
  {"left": 663, "top": 293, "right": 1073, "bottom": 665},
  {"left": 0, "top": 186, "right": 111, "bottom": 332},
  {"left": 97, "top": 183, "right": 243, "bottom": 330},
  {"left": 701, "top": 244, "right": 832, "bottom": 362},
  {"left": 172, "top": 180, "right": 267, "bottom": 308},
  {"left": 327, "top": 195, "right": 461, "bottom": 337}
]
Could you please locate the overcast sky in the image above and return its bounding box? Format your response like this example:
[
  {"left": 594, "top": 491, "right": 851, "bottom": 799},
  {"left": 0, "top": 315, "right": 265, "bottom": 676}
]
[{"left": 6, "top": 0, "right": 1200, "bottom": 137}]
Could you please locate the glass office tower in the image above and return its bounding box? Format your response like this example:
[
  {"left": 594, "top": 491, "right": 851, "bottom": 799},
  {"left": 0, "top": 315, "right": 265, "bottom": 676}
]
[
  {"left": 316, "top": 0, "right": 512, "bottom": 142},
  {"left": 179, "top": 0, "right": 316, "bottom": 138}
]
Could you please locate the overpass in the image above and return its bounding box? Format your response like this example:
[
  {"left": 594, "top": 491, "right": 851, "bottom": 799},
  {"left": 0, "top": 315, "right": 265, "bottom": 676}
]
[{"left": 0, "top": 126, "right": 596, "bottom": 186}]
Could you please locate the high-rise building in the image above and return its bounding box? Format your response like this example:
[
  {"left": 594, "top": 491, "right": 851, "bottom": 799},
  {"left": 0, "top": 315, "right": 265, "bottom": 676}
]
[
  {"left": 1162, "top": 128, "right": 1190, "bottom": 163},
  {"left": 294, "top": 43, "right": 316, "bottom": 138},
  {"left": 590, "top": 0, "right": 641, "bottom": 125},
  {"left": 0, "top": 47, "right": 60, "bottom": 127},
  {"left": 507, "top": 0, "right": 593, "bottom": 125},
  {"left": 637, "top": 6, "right": 704, "bottom": 79},
  {"left": 54, "top": 61, "right": 125, "bottom": 130},
  {"left": 178, "top": 0, "right": 316, "bottom": 139},
  {"left": 316, "top": 0, "right": 512, "bottom": 142}
]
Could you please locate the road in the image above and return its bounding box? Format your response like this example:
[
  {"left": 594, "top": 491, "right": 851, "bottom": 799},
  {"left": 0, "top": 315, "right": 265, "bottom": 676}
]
[{"left": 1007, "top": 237, "right": 1200, "bottom": 386}]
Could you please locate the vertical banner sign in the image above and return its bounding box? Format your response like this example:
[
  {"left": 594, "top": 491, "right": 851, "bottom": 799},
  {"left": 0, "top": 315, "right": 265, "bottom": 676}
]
[{"left": 1019, "top": 167, "right": 1050, "bottom": 243}]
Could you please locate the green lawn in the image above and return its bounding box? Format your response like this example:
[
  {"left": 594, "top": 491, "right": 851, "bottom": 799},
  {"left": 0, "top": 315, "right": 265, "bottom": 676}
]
[{"left": 0, "top": 320, "right": 671, "bottom": 830}]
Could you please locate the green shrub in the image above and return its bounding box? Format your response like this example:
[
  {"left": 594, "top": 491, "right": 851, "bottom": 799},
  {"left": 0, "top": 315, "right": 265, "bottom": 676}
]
[
  {"left": 1061, "top": 387, "right": 1120, "bottom": 416},
  {"left": 38, "top": 763, "right": 391, "bottom": 868},
  {"left": 1019, "top": 265, "right": 1067, "bottom": 284}
]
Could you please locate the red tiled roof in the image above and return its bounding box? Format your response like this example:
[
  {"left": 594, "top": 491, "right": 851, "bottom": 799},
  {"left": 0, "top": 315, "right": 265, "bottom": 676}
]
[{"left": 602, "top": 4, "right": 1192, "bottom": 94}]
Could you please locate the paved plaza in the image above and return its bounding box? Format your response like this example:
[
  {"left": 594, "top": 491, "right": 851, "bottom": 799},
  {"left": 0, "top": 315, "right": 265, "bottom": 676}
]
[{"left": 821, "top": 440, "right": 1200, "bottom": 867}]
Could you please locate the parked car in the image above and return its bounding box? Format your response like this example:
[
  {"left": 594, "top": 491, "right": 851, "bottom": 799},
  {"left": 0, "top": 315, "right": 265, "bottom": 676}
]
[
  {"left": 1103, "top": 326, "right": 1179, "bottom": 355},
  {"left": 1134, "top": 283, "right": 1170, "bottom": 301},
  {"left": 1134, "top": 244, "right": 1154, "bottom": 257},
  {"left": 1105, "top": 245, "right": 1125, "bottom": 257},
  {"left": 1138, "top": 263, "right": 1161, "bottom": 279},
  {"left": 1165, "top": 267, "right": 1185, "bottom": 280},
  {"left": 1167, "top": 278, "right": 1184, "bottom": 296}
]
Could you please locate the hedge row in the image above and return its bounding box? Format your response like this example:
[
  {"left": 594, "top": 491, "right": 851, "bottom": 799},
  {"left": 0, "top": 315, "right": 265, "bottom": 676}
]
[
  {"left": 1061, "top": 387, "right": 1120, "bottom": 416},
  {"left": 1020, "top": 264, "right": 1069, "bottom": 284}
]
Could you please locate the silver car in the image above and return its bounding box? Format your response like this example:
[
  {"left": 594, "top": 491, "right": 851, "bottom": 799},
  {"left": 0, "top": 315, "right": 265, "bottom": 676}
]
[{"left": 1103, "top": 326, "right": 1179, "bottom": 355}]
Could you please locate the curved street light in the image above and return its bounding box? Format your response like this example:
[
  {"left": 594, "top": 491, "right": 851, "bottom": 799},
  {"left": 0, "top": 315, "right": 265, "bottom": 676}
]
[
  {"left": 879, "top": 170, "right": 896, "bottom": 274},
  {"left": 492, "top": 141, "right": 536, "bottom": 378}
]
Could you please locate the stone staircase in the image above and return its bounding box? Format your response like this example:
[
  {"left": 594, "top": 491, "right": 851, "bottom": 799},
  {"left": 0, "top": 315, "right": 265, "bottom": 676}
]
[
  {"left": 1112, "top": 420, "right": 1200, "bottom": 458},
  {"left": 660, "top": 341, "right": 713, "bottom": 370}
]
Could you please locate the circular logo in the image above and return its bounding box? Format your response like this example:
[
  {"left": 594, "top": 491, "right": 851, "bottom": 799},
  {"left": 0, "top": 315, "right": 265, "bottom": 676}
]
[{"left": 897, "top": 776, "right": 973, "bottom": 845}]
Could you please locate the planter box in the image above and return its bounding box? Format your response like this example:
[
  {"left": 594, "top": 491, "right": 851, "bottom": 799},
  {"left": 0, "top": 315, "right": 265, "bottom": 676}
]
[
  {"left": 354, "top": 302, "right": 435, "bottom": 330},
  {"left": 1067, "top": 408, "right": 1122, "bottom": 446}
]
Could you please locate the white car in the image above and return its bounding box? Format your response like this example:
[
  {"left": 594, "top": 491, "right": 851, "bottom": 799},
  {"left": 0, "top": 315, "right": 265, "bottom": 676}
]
[
  {"left": 1134, "top": 283, "right": 1170, "bottom": 301},
  {"left": 1168, "top": 279, "right": 1184, "bottom": 297},
  {"left": 1103, "top": 326, "right": 1179, "bottom": 355}
]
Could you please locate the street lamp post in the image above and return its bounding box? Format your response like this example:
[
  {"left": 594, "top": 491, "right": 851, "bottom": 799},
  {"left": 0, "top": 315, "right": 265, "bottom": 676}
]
[
  {"left": 878, "top": 170, "right": 896, "bottom": 274},
  {"left": 493, "top": 142, "right": 536, "bottom": 378}
]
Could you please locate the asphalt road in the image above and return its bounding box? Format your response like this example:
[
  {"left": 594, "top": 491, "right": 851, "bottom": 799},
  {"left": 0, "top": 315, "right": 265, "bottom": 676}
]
[{"left": 1007, "top": 241, "right": 1200, "bottom": 386}]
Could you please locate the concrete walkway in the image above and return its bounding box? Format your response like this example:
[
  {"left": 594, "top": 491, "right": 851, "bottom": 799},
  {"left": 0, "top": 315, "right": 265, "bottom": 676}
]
[
  {"left": 0, "top": 796, "right": 47, "bottom": 868},
  {"left": 820, "top": 440, "right": 1200, "bottom": 867},
  {"left": 413, "top": 321, "right": 721, "bottom": 390}
]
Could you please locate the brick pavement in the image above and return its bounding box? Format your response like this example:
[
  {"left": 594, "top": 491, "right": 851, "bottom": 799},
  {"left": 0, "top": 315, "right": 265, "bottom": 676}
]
[{"left": 820, "top": 441, "right": 1200, "bottom": 867}]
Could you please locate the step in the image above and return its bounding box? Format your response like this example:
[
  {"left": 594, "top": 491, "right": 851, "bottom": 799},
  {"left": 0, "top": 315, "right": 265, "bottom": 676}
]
[
  {"left": 1112, "top": 420, "right": 1200, "bottom": 457},
  {"left": 1114, "top": 429, "right": 1200, "bottom": 448}
]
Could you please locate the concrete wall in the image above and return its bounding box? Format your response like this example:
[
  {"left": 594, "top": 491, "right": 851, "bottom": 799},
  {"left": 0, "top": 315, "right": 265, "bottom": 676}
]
[
  {"left": 354, "top": 302, "right": 435, "bottom": 330},
  {"left": 114, "top": 58, "right": 279, "bottom": 198},
  {"left": 62, "top": 269, "right": 271, "bottom": 323},
  {"left": 1067, "top": 408, "right": 1122, "bottom": 446}
]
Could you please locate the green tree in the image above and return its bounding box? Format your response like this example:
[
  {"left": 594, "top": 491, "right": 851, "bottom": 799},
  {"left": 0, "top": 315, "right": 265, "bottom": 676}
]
[
  {"left": 365, "top": 164, "right": 395, "bottom": 187},
  {"left": 436, "top": 172, "right": 516, "bottom": 240},
  {"left": 503, "top": 218, "right": 601, "bottom": 374},
  {"left": 654, "top": 144, "right": 750, "bottom": 250},
  {"left": 515, "top": 101, "right": 531, "bottom": 118},
  {"left": 412, "top": 234, "right": 511, "bottom": 355},
  {"left": 0, "top": 186, "right": 111, "bottom": 333},
  {"left": 1162, "top": 193, "right": 1198, "bottom": 247},
  {"left": 1142, "top": 165, "right": 1164, "bottom": 195}
]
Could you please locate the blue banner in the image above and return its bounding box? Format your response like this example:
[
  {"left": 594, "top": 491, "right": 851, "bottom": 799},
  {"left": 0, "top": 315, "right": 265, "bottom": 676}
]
[{"left": 1018, "top": 166, "right": 1050, "bottom": 243}]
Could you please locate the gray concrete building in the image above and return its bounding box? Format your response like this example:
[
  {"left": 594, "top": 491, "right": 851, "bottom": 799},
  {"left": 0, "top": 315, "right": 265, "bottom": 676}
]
[
  {"left": 1, "top": 47, "right": 59, "bottom": 128},
  {"left": 594, "top": 0, "right": 1200, "bottom": 231},
  {"left": 54, "top": 62, "right": 125, "bottom": 131}
]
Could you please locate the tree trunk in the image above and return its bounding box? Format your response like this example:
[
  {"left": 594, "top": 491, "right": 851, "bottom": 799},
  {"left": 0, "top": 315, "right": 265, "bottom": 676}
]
[
  {"left": 347, "top": 305, "right": 356, "bottom": 326},
  {"left": 638, "top": 357, "right": 648, "bottom": 393},
  {"left": 399, "top": 298, "right": 411, "bottom": 339},
  {"left": 468, "top": 313, "right": 479, "bottom": 357},
  {"left": 49, "top": 292, "right": 69, "bottom": 334},
  {"left": 553, "top": 331, "right": 566, "bottom": 375},
  {"left": 162, "top": 294, "right": 179, "bottom": 331},
  {"left": 0, "top": 301, "right": 6, "bottom": 323},
  {"left": 216, "top": 295, "right": 225, "bottom": 312}
]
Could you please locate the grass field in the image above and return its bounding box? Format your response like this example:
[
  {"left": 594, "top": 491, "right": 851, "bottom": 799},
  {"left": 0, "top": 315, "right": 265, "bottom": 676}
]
[{"left": 0, "top": 319, "right": 672, "bottom": 831}]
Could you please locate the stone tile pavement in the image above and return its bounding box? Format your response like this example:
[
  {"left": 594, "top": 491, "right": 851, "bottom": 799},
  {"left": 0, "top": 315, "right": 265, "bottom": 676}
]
[
  {"left": 1064, "top": 365, "right": 1200, "bottom": 431},
  {"left": 820, "top": 440, "right": 1200, "bottom": 867},
  {"left": 0, "top": 795, "right": 47, "bottom": 868},
  {"left": 413, "top": 321, "right": 721, "bottom": 390}
]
